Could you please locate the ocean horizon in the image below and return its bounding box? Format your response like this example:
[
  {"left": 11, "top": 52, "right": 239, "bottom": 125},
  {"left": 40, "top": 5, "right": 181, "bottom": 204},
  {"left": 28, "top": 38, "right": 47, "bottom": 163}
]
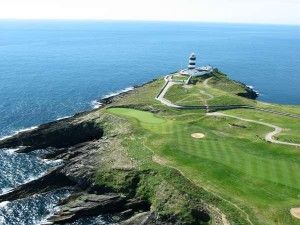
[
  {"left": 1, "top": 20, "right": 300, "bottom": 137},
  {"left": 0, "top": 20, "right": 300, "bottom": 224}
]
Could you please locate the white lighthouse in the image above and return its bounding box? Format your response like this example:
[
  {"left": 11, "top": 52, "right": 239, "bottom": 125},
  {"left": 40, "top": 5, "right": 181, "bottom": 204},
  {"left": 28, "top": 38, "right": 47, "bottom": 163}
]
[
  {"left": 188, "top": 53, "right": 196, "bottom": 69},
  {"left": 180, "top": 53, "right": 213, "bottom": 76}
]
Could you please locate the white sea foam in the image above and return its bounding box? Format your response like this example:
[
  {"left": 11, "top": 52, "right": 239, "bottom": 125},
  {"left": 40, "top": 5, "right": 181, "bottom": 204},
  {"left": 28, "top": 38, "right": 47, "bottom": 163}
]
[
  {"left": 102, "top": 86, "right": 134, "bottom": 99},
  {"left": 246, "top": 85, "right": 259, "bottom": 95},
  {"left": 0, "top": 188, "right": 13, "bottom": 195},
  {"left": 5, "top": 148, "right": 20, "bottom": 154},
  {"left": 56, "top": 115, "right": 71, "bottom": 121},
  {"left": 0, "top": 216, "right": 4, "bottom": 224},
  {"left": 20, "top": 171, "right": 50, "bottom": 186},
  {"left": 42, "top": 159, "right": 63, "bottom": 165},
  {"left": 0, "top": 201, "right": 10, "bottom": 208},
  {"left": 0, "top": 126, "right": 39, "bottom": 141},
  {"left": 91, "top": 100, "right": 102, "bottom": 109},
  {"left": 90, "top": 86, "right": 135, "bottom": 109},
  {"left": 38, "top": 190, "right": 71, "bottom": 225}
]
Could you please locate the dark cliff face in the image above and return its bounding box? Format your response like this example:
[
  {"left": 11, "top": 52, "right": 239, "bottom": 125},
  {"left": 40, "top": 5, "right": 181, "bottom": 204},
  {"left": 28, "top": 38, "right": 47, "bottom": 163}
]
[
  {"left": 0, "top": 119, "right": 172, "bottom": 225},
  {"left": 237, "top": 86, "right": 259, "bottom": 100},
  {"left": 0, "top": 119, "right": 103, "bottom": 152}
]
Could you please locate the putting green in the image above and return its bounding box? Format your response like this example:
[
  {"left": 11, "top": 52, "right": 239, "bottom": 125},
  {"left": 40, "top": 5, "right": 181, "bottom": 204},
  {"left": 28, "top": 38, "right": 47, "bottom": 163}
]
[{"left": 108, "top": 107, "right": 165, "bottom": 124}]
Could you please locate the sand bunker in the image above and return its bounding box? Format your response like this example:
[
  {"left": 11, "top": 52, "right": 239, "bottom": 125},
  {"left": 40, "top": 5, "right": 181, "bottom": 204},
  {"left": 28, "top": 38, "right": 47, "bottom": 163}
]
[
  {"left": 290, "top": 208, "right": 300, "bottom": 219},
  {"left": 191, "top": 133, "right": 205, "bottom": 139}
]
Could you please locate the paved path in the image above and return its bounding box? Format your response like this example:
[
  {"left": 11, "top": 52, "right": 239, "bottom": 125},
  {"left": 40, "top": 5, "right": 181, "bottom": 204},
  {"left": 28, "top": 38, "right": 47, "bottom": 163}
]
[
  {"left": 156, "top": 75, "right": 300, "bottom": 147},
  {"left": 207, "top": 112, "right": 300, "bottom": 147},
  {"left": 155, "top": 75, "right": 186, "bottom": 108},
  {"left": 156, "top": 75, "right": 215, "bottom": 109},
  {"left": 156, "top": 76, "right": 247, "bottom": 110}
]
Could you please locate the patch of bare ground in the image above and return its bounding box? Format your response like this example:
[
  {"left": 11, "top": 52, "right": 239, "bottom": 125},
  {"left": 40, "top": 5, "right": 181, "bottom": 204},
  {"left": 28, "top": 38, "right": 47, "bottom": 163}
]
[
  {"left": 152, "top": 155, "right": 170, "bottom": 165},
  {"left": 101, "top": 138, "right": 135, "bottom": 170},
  {"left": 290, "top": 208, "right": 300, "bottom": 219}
]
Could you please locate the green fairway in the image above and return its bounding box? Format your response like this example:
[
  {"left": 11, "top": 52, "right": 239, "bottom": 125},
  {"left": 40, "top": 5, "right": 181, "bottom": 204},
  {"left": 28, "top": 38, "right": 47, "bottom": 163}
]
[
  {"left": 108, "top": 107, "right": 166, "bottom": 124},
  {"left": 107, "top": 107, "right": 300, "bottom": 225}
]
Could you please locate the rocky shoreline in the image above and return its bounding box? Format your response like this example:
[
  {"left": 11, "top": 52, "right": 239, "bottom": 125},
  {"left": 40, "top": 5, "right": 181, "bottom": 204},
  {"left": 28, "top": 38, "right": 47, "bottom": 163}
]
[
  {"left": 0, "top": 74, "right": 257, "bottom": 224},
  {"left": 0, "top": 79, "right": 178, "bottom": 224}
]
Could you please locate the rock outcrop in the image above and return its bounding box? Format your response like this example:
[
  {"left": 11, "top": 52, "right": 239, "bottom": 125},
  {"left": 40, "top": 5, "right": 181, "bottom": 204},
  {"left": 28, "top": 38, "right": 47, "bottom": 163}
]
[
  {"left": 0, "top": 119, "right": 103, "bottom": 152},
  {"left": 0, "top": 167, "right": 75, "bottom": 202}
]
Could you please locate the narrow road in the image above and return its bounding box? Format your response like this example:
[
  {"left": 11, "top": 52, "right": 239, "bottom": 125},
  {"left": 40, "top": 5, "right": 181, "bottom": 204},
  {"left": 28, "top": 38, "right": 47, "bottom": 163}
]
[
  {"left": 155, "top": 76, "right": 185, "bottom": 108},
  {"left": 156, "top": 75, "right": 300, "bottom": 147},
  {"left": 156, "top": 76, "right": 214, "bottom": 109},
  {"left": 207, "top": 112, "right": 300, "bottom": 147}
]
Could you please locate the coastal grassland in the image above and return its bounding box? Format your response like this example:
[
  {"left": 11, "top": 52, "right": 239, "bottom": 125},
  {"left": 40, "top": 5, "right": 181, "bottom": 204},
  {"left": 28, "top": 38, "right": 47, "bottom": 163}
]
[
  {"left": 106, "top": 107, "right": 300, "bottom": 225},
  {"left": 164, "top": 71, "right": 257, "bottom": 107},
  {"left": 109, "top": 78, "right": 167, "bottom": 110},
  {"left": 224, "top": 108, "right": 300, "bottom": 143},
  {"left": 171, "top": 73, "right": 190, "bottom": 83},
  {"left": 164, "top": 84, "right": 209, "bottom": 106},
  {"left": 257, "top": 102, "right": 300, "bottom": 115},
  {"left": 206, "top": 70, "right": 251, "bottom": 95}
]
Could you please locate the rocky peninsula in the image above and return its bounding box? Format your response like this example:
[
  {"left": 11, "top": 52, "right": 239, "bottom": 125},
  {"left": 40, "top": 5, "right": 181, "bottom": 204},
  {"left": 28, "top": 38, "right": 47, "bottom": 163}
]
[{"left": 0, "top": 70, "right": 299, "bottom": 225}]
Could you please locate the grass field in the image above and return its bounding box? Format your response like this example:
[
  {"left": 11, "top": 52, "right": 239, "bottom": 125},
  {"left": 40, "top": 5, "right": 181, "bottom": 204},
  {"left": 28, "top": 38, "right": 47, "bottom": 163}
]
[
  {"left": 225, "top": 108, "right": 300, "bottom": 143},
  {"left": 107, "top": 107, "right": 300, "bottom": 225},
  {"left": 164, "top": 71, "right": 257, "bottom": 107},
  {"left": 101, "top": 70, "right": 300, "bottom": 224}
]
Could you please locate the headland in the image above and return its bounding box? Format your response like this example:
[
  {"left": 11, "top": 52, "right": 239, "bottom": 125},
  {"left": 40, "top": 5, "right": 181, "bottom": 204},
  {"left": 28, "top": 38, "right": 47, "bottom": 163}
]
[{"left": 0, "top": 68, "right": 300, "bottom": 225}]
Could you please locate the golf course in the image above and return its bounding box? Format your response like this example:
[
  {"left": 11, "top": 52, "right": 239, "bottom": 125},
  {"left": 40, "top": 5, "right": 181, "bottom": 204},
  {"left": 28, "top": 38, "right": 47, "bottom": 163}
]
[{"left": 102, "top": 70, "right": 300, "bottom": 225}]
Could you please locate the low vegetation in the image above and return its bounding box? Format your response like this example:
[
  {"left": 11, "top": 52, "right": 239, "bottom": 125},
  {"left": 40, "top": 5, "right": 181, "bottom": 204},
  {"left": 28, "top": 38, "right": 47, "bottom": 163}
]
[
  {"left": 164, "top": 71, "right": 257, "bottom": 107},
  {"left": 91, "top": 70, "right": 300, "bottom": 225}
]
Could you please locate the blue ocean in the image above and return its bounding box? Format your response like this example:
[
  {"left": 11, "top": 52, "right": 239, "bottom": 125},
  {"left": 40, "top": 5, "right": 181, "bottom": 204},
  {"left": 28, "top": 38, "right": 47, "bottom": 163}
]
[{"left": 0, "top": 20, "right": 299, "bottom": 224}]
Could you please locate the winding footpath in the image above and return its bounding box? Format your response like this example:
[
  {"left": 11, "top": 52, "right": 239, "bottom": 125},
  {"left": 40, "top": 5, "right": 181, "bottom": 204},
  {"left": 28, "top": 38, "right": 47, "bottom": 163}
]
[
  {"left": 156, "top": 75, "right": 251, "bottom": 110},
  {"left": 207, "top": 112, "right": 300, "bottom": 147},
  {"left": 155, "top": 75, "right": 186, "bottom": 108},
  {"left": 156, "top": 75, "right": 300, "bottom": 147}
]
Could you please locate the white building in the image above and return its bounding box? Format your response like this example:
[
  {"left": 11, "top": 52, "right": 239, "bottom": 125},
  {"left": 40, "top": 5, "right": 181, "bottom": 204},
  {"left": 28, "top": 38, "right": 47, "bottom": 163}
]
[{"left": 180, "top": 53, "right": 213, "bottom": 76}]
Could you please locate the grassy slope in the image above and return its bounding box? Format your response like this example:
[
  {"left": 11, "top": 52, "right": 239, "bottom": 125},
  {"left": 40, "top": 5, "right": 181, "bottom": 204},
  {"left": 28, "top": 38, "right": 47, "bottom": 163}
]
[
  {"left": 224, "top": 108, "right": 300, "bottom": 143},
  {"left": 92, "top": 110, "right": 240, "bottom": 224},
  {"left": 106, "top": 107, "right": 300, "bottom": 225},
  {"left": 91, "top": 71, "right": 300, "bottom": 225},
  {"left": 164, "top": 71, "right": 257, "bottom": 107}
]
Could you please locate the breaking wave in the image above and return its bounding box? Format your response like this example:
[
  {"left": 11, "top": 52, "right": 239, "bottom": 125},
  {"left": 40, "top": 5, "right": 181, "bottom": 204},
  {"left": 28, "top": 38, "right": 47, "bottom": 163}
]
[
  {"left": 102, "top": 86, "right": 134, "bottom": 99},
  {"left": 90, "top": 100, "right": 102, "bottom": 109},
  {"left": 90, "top": 86, "right": 135, "bottom": 109},
  {"left": 0, "top": 126, "right": 39, "bottom": 141},
  {"left": 56, "top": 116, "right": 71, "bottom": 121}
]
